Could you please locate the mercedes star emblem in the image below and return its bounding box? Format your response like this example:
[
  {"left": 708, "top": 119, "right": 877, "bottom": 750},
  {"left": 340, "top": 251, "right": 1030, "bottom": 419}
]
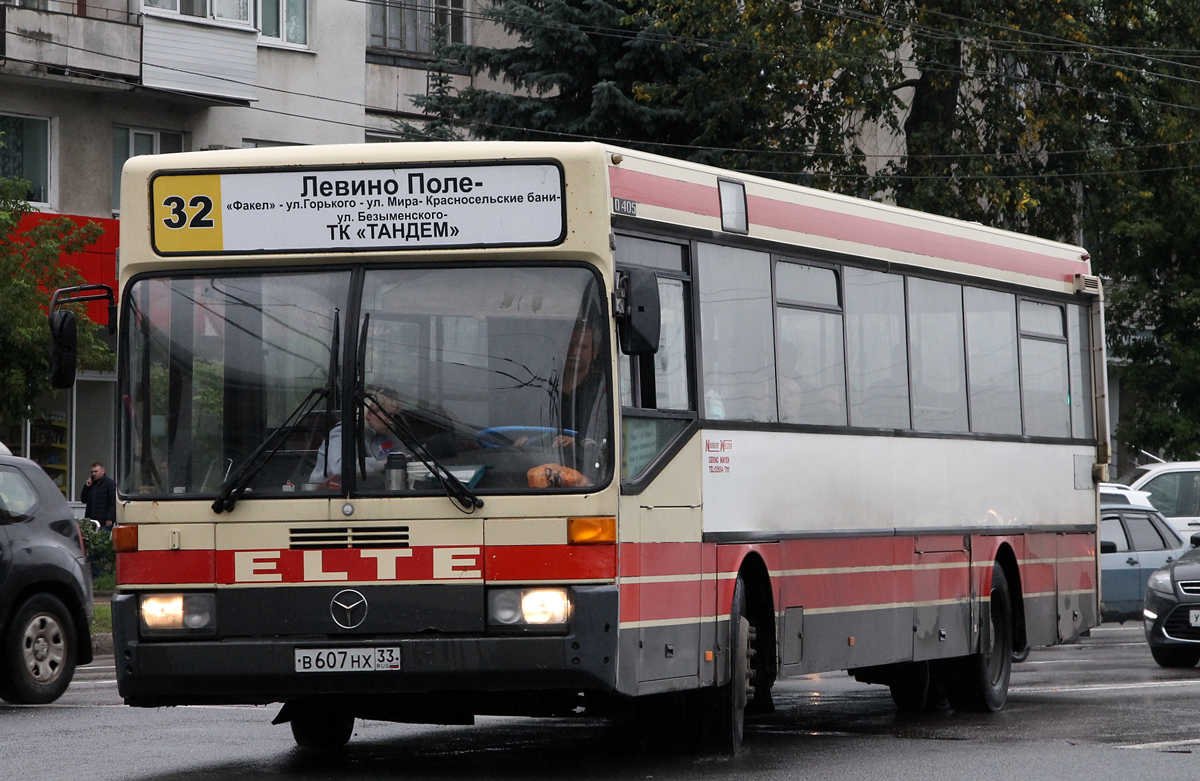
[{"left": 330, "top": 589, "right": 368, "bottom": 629}]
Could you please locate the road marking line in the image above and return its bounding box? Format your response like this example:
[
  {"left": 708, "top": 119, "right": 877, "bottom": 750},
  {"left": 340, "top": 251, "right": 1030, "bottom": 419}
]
[
  {"left": 1117, "top": 738, "right": 1200, "bottom": 751},
  {"left": 1013, "top": 679, "right": 1200, "bottom": 694}
]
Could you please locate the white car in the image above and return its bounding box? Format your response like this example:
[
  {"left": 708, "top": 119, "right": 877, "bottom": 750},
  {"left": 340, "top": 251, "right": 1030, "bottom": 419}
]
[
  {"left": 1113, "top": 462, "right": 1200, "bottom": 537},
  {"left": 1099, "top": 482, "right": 1155, "bottom": 509}
]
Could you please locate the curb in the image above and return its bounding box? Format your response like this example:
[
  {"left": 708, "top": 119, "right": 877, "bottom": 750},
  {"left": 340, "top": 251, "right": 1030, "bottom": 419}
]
[{"left": 92, "top": 632, "right": 114, "bottom": 657}]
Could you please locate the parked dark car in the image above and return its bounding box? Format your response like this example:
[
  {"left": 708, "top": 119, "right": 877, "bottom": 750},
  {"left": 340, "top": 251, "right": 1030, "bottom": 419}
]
[
  {"left": 1100, "top": 504, "right": 1188, "bottom": 622},
  {"left": 0, "top": 453, "right": 93, "bottom": 703},
  {"left": 1143, "top": 536, "right": 1200, "bottom": 668}
]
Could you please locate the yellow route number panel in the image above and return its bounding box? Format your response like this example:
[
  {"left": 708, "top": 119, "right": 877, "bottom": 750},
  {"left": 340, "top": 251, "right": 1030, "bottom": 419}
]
[{"left": 151, "top": 175, "right": 224, "bottom": 254}]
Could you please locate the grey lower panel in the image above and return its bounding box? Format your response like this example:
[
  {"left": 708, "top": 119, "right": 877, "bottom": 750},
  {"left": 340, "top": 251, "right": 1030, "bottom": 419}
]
[
  {"left": 1024, "top": 593, "right": 1059, "bottom": 648},
  {"left": 913, "top": 599, "right": 973, "bottom": 661},
  {"left": 790, "top": 605, "right": 918, "bottom": 675}
]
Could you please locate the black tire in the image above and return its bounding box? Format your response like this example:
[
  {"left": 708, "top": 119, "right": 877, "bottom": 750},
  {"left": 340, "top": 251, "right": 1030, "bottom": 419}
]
[
  {"left": 290, "top": 708, "right": 355, "bottom": 751},
  {"left": 944, "top": 563, "right": 1013, "bottom": 713},
  {"left": 1012, "top": 645, "right": 1031, "bottom": 664},
  {"left": 704, "top": 576, "right": 754, "bottom": 754},
  {"left": 1150, "top": 646, "right": 1200, "bottom": 669},
  {"left": 0, "top": 594, "right": 78, "bottom": 705},
  {"left": 889, "top": 661, "right": 931, "bottom": 714}
]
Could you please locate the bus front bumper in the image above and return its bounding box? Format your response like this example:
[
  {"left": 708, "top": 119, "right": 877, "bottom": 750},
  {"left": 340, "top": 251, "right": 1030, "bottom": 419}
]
[{"left": 112, "top": 586, "right": 618, "bottom": 707}]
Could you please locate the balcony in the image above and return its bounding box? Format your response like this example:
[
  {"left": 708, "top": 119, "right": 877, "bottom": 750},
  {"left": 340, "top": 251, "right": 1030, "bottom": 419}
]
[
  {"left": 1, "top": 0, "right": 141, "bottom": 81},
  {"left": 1, "top": 0, "right": 256, "bottom": 101}
]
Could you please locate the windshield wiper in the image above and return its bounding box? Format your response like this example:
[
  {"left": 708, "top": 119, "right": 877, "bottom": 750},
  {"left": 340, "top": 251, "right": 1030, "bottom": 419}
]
[
  {"left": 352, "top": 314, "right": 481, "bottom": 513},
  {"left": 359, "top": 389, "right": 484, "bottom": 513},
  {"left": 211, "top": 384, "right": 330, "bottom": 514},
  {"left": 213, "top": 309, "right": 341, "bottom": 514}
]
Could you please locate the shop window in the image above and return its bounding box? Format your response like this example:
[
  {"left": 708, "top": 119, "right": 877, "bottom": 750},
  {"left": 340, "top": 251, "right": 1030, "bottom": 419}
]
[{"left": 0, "top": 113, "right": 50, "bottom": 205}]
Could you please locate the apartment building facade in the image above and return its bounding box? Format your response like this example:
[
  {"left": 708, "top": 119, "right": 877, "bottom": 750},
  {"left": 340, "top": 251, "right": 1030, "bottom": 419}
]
[{"left": 1, "top": 0, "right": 500, "bottom": 502}]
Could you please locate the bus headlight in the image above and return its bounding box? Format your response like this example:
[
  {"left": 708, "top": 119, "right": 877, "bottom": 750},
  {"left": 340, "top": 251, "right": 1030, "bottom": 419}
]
[
  {"left": 487, "top": 588, "right": 571, "bottom": 628},
  {"left": 139, "top": 593, "right": 216, "bottom": 636}
]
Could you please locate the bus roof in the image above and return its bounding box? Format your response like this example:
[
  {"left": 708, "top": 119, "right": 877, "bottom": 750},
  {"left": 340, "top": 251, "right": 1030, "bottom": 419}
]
[{"left": 122, "top": 141, "right": 1090, "bottom": 294}]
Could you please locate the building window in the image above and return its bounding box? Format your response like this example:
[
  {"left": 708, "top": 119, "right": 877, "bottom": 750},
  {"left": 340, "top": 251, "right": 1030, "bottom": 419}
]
[
  {"left": 368, "top": 0, "right": 465, "bottom": 55},
  {"left": 257, "top": 0, "right": 307, "bottom": 45},
  {"left": 143, "top": 0, "right": 250, "bottom": 23},
  {"left": 0, "top": 113, "right": 50, "bottom": 205},
  {"left": 112, "top": 127, "right": 185, "bottom": 212}
]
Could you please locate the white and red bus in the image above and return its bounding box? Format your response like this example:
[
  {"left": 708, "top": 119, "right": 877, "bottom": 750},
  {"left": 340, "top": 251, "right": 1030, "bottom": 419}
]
[{"left": 52, "top": 141, "right": 1107, "bottom": 751}]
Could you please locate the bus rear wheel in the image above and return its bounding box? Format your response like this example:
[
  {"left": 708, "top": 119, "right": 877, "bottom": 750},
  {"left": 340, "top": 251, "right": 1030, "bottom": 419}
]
[
  {"left": 289, "top": 707, "right": 355, "bottom": 751},
  {"left": 944, "top": 562, "right": 1012, "bottom": 712}
]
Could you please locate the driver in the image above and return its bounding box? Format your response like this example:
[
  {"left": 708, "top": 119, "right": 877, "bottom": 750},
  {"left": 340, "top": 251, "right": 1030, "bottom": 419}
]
[
  {"left": 310, "top": 386, "right": 403, "bottom": 486},
  {"left": 527, "top": 318, "right": 610, "bottom": 487}
]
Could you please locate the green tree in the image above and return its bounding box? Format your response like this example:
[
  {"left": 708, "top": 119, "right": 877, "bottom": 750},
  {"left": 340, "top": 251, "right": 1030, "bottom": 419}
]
[
  {"left": 406, "top": 0, "right": 706, "bottom": 156},
  {"left": 0, "top": 175, "right": 113, "bottom": 426},
  {"left": 405, "top": 0, "right": 1200, "bottom": 458},
  {"left": 890, "top": 0, "right": 1103, "bottom": 240},
  {"left": 1083, "top": 0, "right": 1200, "bottom": 459}
]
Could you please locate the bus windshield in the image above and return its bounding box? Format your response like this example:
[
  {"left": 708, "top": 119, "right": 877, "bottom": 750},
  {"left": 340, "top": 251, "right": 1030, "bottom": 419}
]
[{"left": 118, "top": 265, "right": 612, "bottom": 499}]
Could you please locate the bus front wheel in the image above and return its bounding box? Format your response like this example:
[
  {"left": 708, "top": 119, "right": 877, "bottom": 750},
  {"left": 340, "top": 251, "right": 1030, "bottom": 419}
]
[
  {"left": 944, "top": 562, "right": 1013, "bottom": 712},
  {"left": 703, "top": 575, "right": 754, "bottom": 754},
  {"left": 289, "top": 707, "right": 355, "bottom": 751}
]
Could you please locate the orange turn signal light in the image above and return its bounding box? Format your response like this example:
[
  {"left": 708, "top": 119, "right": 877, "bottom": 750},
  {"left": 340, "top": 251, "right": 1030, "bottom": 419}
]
[
  {"left": 112, "top": 524, "right": 139, "bottom": 553},
  {"left": 568, "top": 516, "right": 616, "bottom": 545}
]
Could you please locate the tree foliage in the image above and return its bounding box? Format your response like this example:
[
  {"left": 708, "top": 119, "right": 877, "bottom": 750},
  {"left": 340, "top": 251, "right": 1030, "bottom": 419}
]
[
  {"left": 405, "top": 0, "right": 1200, "bottom": 458},
  {"left": 1083, "top": 1, "right": 1200, "bottom": 459},
  {"left": 0, "top": 176, "right": 113, "bottom": 426}
]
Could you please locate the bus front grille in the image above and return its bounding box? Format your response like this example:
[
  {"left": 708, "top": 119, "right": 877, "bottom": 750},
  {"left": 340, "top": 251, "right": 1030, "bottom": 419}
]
[{"left": 289, "top": 526, "right": 410, "bottom": 550}]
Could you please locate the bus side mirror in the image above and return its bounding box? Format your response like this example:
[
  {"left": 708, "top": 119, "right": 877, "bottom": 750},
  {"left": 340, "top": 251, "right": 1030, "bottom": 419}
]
[
  {"left": 616, "top": 268, "right": 660, "bottom": 356},
  {"left": 49, "top": 309, "right": 79, "bottom": 389}
]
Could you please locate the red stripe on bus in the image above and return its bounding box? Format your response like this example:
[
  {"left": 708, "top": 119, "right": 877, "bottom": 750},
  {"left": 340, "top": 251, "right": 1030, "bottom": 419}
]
[
  {"left": 609, "top": 167, "right": 1087, "bottom": 282},
  {"left": 485, "top": 544, "right": 616, "bottom": 582},
  {"left": 610, "top": 166, "right": 718, "bottom": 218},
  {"left": 117, "top": 550, "right": 215, "bottom": 585},
  {"left": 619, "top": 542, "right": 704, "bottom": 578}
]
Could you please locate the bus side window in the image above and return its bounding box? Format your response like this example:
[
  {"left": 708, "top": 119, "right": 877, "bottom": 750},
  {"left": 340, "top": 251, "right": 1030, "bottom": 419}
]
[
  {"left": 844, "top": 267, "right": 909, "bottom": 429},
  {"left": 614, "top": 236, "right": 693, "bottom": 412},
  {"left": 614, "top": 235, "right": 695, "bottom": 483},
  {"left": 697, "top": 243, "right": 776, "bottom": 422}
]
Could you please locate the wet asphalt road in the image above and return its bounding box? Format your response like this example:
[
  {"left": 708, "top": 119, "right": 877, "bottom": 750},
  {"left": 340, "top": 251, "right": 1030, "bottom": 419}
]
[{"left": 4, "top": 623, "right": 1200, "bottom": 780}]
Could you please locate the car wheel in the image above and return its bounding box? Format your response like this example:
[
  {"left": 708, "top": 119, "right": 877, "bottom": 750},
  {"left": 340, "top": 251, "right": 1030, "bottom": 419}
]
[
  {"left": 1150, "top": 645, "right": 1200, "bottom": 669},
  {"left": 943, "top": 563, "right": 1013, "bottom": 712},
  {"left": 0, "top": 594, "right": 78, "bottom": 705}
]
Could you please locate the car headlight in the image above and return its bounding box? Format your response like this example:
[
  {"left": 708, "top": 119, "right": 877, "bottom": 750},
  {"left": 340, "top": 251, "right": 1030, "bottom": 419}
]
[
  {"left": 487, "top": 588, "right": 571, "bottom": 629},
  {"left": 1147, "top": 568, "right": 1175, "bottom": 595},
  {"left": 139, "top": 593, "right": 216, "bottom": 636}
]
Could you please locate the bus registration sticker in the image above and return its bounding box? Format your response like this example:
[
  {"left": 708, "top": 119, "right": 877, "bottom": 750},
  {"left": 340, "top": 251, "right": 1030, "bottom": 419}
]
[{"left": 295, "top": 647, "right": 401, "bottom": 672}]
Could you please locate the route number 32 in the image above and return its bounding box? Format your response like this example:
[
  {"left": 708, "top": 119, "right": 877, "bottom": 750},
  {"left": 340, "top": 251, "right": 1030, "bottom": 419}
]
[{"left": 162, "top": 195, "right": 215, "bottom": 229}]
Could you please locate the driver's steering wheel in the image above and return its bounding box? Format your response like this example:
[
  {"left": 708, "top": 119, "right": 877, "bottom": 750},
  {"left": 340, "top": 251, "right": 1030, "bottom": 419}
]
[{"left": 476, "top": 425, "right": 576, "bottom": 448}]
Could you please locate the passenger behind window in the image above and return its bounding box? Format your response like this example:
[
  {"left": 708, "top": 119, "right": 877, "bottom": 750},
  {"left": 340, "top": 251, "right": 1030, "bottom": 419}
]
[{"left": 310, "top": 386, "right": 405, "bottom": 488}]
